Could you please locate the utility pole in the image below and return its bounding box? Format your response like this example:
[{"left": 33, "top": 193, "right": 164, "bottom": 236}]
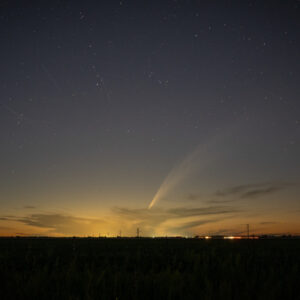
[
  {"left": 247, "top": 224, "right": 250, "bottom": 239},
  {"left": 137, "top": 227, "right": 140, "bottom": 238}
]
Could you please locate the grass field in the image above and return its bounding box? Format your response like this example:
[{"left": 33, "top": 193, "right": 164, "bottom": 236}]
[{"left": 0, "top": 237, "right": 299, "bottom": 299}]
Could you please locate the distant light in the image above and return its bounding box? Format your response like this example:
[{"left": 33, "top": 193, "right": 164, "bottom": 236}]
[
  {"left": 205, "top": 236, "right": 211, "bottom": 239},
  {"left": 224, "top": 236, "right": 242, "bottom": 239}
]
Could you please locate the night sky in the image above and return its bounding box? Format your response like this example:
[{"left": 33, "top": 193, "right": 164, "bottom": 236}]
[{"left": 1, "top": 0, "right": 299, "bottom": 237}]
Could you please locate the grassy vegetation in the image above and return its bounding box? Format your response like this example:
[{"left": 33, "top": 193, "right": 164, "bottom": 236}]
[{"left": 0, "top": 237, "right": 299, "bottom": 299}]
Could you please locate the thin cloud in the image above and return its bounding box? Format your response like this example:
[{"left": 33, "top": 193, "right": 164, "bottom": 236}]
[
  {"left": 170, "top": 219, "right": 221, "bottom": 233},
  {"left": 240, "top": 186, "right": 282, "bottom": 199},
  {"left": 168, "top": 206, "right": 239, "bottom": 217},
  {"left": 0, "top": 226, "right": 13, "bottom": 230},
  {"left": 186, "top": 193, "right": 202, "bottom": 201},
  {"left": 260, "top": 221, "right": 278, "bottom": 225},
  {"left": 113, "top": 206, "right": 238, "bottom": 220},
  {"left": 214, "top": 182, "right": 292, "bottom": 202},
  {"left": 15, "top": 213, "right": 105, "bottom": 236},
  {"left": 113, "top": 205, "right": 240, "bottom": 235}
]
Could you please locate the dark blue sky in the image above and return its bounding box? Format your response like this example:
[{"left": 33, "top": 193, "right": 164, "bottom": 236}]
[{"left": 0, "top": 0, "right": 299, "bottom": 236}]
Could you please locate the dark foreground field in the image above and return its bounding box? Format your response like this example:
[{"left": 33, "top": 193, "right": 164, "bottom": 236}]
[{"left": 0, "top": 238, "right": 300, "bottom": 299}]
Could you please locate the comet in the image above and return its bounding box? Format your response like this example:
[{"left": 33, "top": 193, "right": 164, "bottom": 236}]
[
  {"left": 148, "top": 129, "right": 234, "bottom": 209},
  {"left": 148, "top": 140, "right": 217, "bottom": 209}
]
